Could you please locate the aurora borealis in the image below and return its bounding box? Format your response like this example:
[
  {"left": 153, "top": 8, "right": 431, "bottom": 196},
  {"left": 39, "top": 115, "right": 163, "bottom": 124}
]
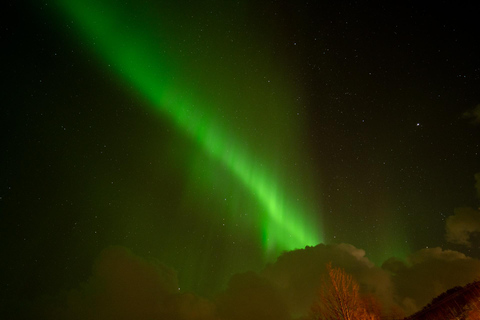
[
  {"left": 54, "top": 0, "right": 322, "bottom": 258},
  {"left": 2, "top": 1, "right": 480, "bottom": 319}
]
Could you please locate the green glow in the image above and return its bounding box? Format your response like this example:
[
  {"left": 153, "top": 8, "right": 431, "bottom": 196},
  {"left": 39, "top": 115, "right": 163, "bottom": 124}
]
[{"left": 54, "top": 0, "right": 322, "bottom": 256}]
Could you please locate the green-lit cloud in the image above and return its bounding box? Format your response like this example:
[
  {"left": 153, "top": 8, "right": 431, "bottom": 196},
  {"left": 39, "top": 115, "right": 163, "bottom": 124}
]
[{"left": 53, "top": 0, "right": 322, "bottom": 256}]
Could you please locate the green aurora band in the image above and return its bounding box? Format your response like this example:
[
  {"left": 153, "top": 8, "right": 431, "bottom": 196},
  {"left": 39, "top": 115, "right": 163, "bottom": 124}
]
[{"left": 53, "top": 0, "right": 323, "bottom": 257}]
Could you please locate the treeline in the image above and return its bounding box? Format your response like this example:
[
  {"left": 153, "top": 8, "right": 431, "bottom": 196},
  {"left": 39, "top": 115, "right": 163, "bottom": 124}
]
[{"left": 405, "top": 280, "right": 480, "bottom": 320}]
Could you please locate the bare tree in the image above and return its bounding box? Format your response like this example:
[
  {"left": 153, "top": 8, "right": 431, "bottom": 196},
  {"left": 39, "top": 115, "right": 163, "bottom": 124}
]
[{"left": 310, "top": 263, "right": 380, "bottom": 320}]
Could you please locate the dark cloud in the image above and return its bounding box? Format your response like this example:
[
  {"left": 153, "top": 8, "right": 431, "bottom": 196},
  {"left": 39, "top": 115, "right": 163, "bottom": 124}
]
[
  {"left": 31, "top": 244, "right": 480, "bottom": 319},
  {"left": 35, "top": 246, "right": 216, "bottom": 320},
  {"left": 161, "top": 293, "right": 217, "bottom": 320},
  {"left": 216, "top": 271, "right": 291, "bottom": 320},
  {"left": 445, "top": 207, "right": 480, "bottom": 246},
  {"left": 445, "top": 173, "right": 480, "bottom": 246},
  {"left": 383, "top": 247, "right": 480, "bottom": 315},
  {"left": 463, "top": 104, "right": 480, "bottom": 125}
]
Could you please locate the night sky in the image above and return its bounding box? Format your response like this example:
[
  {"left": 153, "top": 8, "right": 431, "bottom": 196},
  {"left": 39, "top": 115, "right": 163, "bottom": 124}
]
[{"left": 2, "top": 1, "right": 480, "bottom": 319}]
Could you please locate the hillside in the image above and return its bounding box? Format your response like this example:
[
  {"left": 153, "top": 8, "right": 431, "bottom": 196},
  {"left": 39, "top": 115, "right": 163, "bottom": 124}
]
[{"left": 405, "top": 281, "right": 480, "bottom": 320}]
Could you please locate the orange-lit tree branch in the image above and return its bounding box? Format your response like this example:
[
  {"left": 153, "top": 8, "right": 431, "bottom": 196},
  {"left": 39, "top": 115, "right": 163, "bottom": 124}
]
[{"left": 310, "top": 263, "right": 380, "bottom": 320}]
